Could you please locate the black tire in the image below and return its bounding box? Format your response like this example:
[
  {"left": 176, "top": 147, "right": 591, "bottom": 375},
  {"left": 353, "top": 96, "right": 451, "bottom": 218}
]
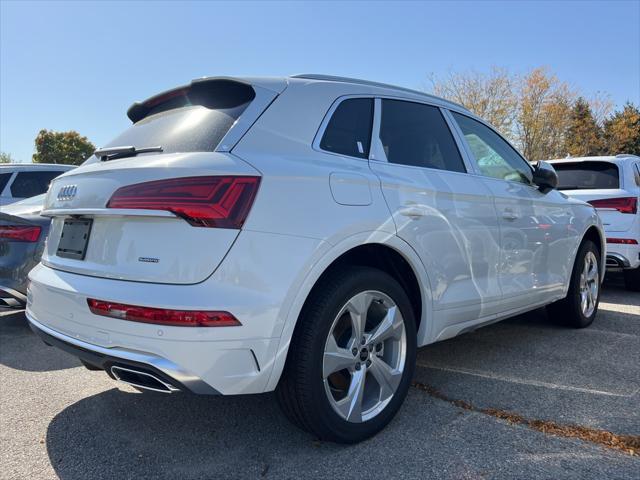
[
  {"left": 623, "top": 268, "right": 640, "bottom": 292},
  {"left": 276, "top": 266, "right": 417, "bottom": 443},
  {"left": 547, "top": 240, "right": 601, "bottom": 328}
]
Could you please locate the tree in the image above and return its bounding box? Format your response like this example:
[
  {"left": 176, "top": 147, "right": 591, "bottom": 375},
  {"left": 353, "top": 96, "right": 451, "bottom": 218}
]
[
  {"left": 32, "top": 129, "right": 95, "bottom": 165},
  {"left": 428, "top": 67, "right": 517, "bottom": 134},
  {"left": 0, "top": 151, "right": 14, "bottom": 163},
  {"left": 603, "top": 103, "right": 640, "bottom": 155},
  {"left": 515, "top": 67, "right": 575, "bottom": 161},
  {"left": 564, "top": 97, "right": 604, "bottom": 157}
]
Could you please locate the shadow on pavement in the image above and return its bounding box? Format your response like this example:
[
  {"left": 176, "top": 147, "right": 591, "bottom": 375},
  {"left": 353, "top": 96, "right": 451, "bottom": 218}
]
[{"left": 0, "top": 309, "right": 81, "bottom": 372}]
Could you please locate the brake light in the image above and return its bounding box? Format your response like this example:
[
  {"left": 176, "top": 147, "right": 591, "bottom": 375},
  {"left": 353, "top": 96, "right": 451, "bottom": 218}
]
[
  {"left": 588, "top": 197, "right": 637, "bottom": 214},
  {"left": 107, "top": 176, "right": 260, "bottom": 228},
  {"left": 0, "top": 225, "right": 41, "bottom": 242},
  {"left": 87, "top": 298, "right": 241, "bottom": 327},
  {"left": 606, "top": 238, "right": 638, "bottom": 245}
]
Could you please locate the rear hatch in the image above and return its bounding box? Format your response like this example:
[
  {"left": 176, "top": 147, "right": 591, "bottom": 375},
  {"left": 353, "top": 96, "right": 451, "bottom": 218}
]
[
  {"left": 554, "top": 161, "right": 636, "bottom": 232},
  {"left": 40, "top": 78, "right": 275, "bottom": 284}
]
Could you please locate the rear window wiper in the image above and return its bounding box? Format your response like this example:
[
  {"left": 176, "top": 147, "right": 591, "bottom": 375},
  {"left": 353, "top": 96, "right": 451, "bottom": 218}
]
[{"left": 95, "top": 145, "right": 163, "bottom": 161}]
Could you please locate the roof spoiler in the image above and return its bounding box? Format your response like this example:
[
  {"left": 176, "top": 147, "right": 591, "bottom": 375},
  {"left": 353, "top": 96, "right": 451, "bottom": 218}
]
[{"left": 126, "top": 77, "right": 257, "bottom": 123}]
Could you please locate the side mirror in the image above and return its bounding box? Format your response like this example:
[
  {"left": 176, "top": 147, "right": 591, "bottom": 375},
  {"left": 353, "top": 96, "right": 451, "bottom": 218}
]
[{"left": 532, "top": 161, "right": 558, "bottom": 194}]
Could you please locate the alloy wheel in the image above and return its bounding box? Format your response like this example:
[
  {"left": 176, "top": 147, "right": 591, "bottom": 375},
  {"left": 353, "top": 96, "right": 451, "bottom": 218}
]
[{"left": 322, "top": 290, "right": 407, "bottom": 423}]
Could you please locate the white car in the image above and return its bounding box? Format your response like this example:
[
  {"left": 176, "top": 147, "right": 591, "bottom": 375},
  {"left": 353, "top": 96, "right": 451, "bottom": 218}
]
[
  {"left": 27, "top": 75, "right": 604, "bottom": 443},
  {"left": 0, "top": 163, "right": 75, "bottom": 206},
  {"left": 549, "top": 155, "right": 640, "bottom": 291}
]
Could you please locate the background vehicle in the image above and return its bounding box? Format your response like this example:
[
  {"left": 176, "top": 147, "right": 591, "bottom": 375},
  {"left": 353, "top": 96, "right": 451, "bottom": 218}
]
[
  {"left": 0, "top": 194, "right": 48, "bottom": 307},
  {"left": 26, "top": 75, "right": 604, "bottom": 443},
  {"left": 549, "top": 155, "right": 640, "bottom": 291},
  {"left": 0, "top": 164, "right": 75, "bottom": 206}
]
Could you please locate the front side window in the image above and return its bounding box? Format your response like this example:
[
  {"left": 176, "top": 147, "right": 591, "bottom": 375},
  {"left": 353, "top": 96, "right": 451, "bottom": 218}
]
[
  {"left": 10, "top": 171, "right": 61, "bottom": 198},
  {"left": 378, "top": 100, "right": 466, "bottom": 173},
  {"left": 320, "top": 98, "right": 373, "bottom": 159},
  {"left": 452, "top": 112, "right": 532, "bottom": 184}
]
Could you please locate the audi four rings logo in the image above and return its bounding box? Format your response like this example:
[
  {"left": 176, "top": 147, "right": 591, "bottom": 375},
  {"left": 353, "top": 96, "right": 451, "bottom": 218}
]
[{"left": 57, "top": 185, "right": 78, "bottom": 201}]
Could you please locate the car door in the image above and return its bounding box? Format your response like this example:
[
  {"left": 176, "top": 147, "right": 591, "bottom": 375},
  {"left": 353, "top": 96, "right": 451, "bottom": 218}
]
[
  {"left": 368, "top": 98, "right": 502, "bottom": 336},
  {"left": 450, "top": 112, "right": 573, "bottom": 310}
]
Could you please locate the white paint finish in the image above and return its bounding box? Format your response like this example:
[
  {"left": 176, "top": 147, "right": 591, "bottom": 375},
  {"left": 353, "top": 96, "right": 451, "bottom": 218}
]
[
  {"left": 329, "top": 172, "right": 372, "bottom": 206},
  {"left": 41, "top": 152, "right": 258, "bottom": 284},
  {"left": 371, "top": 161, "right": 503, "bottom": 327},
  {"left": 27, "top": 76, "right": 606, "bottom": 397}
]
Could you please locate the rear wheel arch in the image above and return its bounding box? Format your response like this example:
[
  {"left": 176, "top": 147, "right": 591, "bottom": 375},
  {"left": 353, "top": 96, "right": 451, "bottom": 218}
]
[
  {"left": 265, "top": 236, "right": 432, "bottom": 392},
  {"left": 582, "top": 225, "right": 605, "bottom": 278}
]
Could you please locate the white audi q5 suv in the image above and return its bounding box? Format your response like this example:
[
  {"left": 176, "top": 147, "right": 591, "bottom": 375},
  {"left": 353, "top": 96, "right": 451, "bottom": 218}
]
[{"left": 27, "top": 75, "right": 605, "bottom": 443}]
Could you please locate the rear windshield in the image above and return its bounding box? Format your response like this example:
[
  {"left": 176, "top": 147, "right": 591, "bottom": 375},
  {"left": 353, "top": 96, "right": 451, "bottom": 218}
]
[
  {"left": 85, "top": 81, "right": 255, "bottom": 164},
  {"left": 0, "top": 173, "right": 11, "bottom": 193},
  {"left": 553, "top": 162, "right": 620, "bottom": 190}
]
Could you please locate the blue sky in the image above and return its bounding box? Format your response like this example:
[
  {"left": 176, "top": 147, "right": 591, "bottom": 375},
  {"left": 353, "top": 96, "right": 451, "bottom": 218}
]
[{"left": 1, "top": 0, "right": 639, "bottom": 162}]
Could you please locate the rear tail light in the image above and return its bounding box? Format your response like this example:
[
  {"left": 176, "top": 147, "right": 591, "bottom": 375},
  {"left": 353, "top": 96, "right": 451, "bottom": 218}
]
[
  {"left": 107, "top": 176, "right": 260, "bottom": 228},
  {"left": 87, "top": 298, "right": 241, "bottom": 327},
  {"left": 606, "top": 238, "right": 638, "bottom": 245},
  {"left": 588, "top": 197, "right": 637, "bottom": 214},
  {"left": 0, "top": 225, "right": 42, "bottom": 242}
]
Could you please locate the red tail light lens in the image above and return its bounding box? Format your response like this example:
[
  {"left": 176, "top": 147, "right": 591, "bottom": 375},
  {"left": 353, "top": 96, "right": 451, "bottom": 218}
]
[
  {"left": 606, "top": 238, "right": 638, "bottom": 245},
  {"left": 588, "top": 197, "right": 637, "bottom": 214},
  {"left": 0, "top": 225, "right": 42, "bottom": 242},
  {"left": 87, "top": 298, "right": 241, "bottom": 327},
  {"left": 107, "top": 176, "right": 260, "bottom": 228}
]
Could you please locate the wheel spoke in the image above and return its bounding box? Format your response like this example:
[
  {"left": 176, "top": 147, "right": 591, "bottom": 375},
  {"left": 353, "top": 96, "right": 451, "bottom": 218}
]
[
  {"left": 345, "top": 292, "right": 374, "bottom": 341},
  {"left": 323, "top": 335, "right": 356, "bottom": 378},
  {"left": 368, "top": 306, "right": 403, "bottom": 345},
  {"left": 336, "top": 368, "right": 366, "bottom": 422},
  {"left": 369, "top": 356, "right": 402, "bottom": 399}
]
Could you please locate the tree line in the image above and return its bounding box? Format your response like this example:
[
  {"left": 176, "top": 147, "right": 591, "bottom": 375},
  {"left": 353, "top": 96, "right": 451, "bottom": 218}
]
[
  {"left": 1, "top": 67, "right": 638, "bottom": 165},
  {"left": 428, "top": 66, "right": 640, "bottom": 161}
]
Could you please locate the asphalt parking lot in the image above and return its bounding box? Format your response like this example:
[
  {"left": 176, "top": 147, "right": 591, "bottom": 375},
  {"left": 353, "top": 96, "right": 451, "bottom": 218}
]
[{"left": 1, "top": 275, "right": 638, "bottom": 480}]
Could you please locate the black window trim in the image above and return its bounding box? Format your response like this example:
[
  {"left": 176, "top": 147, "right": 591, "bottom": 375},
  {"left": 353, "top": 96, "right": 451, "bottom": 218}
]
[
  {"left": 370, "top": 97, "right": 470, "bottom": 174},
  {"left": 313, "top": 94, "right": 376, "bottom": 162},
  {"left": 448, "top": 110, "right": 537, "bottom": 188}
]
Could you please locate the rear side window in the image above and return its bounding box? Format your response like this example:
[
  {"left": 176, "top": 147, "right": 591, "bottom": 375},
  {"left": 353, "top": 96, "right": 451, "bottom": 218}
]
[
  {"left": 10, "top": 171, "right": 62, "bottom": 198},
  {"left": 320, "top": 98, "right": 373, "bottom": 159},
  {"left": 379, "top": 100, "right": 466, "bottom": 173},
  {"left": 553, "top": 162, "right": 620, "bottom": 190},
  {"left": 0, "top": 173, "right": 11, "bottom": 194}
]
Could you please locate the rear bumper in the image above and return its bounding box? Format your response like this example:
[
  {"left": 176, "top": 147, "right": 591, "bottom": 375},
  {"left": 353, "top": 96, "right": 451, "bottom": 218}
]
[
  {"left": 28, "top": 315, "right": 219, "bottom": 394},
  {"left": 605, "top": 241, "right": 640, "bottom": 270}
]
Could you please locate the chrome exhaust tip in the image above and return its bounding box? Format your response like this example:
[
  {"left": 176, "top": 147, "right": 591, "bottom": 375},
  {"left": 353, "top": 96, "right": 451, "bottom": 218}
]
[{"left": 110, "top": 365, "right": 180, "bottom": 393}]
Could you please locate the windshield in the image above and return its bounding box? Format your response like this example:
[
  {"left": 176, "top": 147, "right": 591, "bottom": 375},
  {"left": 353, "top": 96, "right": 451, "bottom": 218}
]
[{"left": 553, "top": 162, "right": 620, "bottom": 190}]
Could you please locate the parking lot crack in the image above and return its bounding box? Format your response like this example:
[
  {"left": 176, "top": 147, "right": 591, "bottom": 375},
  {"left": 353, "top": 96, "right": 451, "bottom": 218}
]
[{"left": 411, "top": 381, "right": 640, "bottom": 457}]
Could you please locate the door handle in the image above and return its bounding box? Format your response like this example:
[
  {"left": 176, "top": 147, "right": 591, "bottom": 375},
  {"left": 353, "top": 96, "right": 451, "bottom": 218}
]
[
  {"left": 399, "top": 206, "right": 427, "bottom": 219},
  {"left": 502, "top": 209, "right": 519, "bottom": 221}
]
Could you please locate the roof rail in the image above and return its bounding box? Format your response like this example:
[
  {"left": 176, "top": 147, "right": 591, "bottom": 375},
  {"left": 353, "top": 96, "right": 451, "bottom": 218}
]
[{"left": 291, "top": 74, "right": 467, "bottom": 111}]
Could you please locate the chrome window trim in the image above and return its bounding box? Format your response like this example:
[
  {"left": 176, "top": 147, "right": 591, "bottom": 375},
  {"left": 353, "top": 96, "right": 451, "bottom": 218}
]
[{"left": 311, "top": 95, "right": 376, "bottom": 161}]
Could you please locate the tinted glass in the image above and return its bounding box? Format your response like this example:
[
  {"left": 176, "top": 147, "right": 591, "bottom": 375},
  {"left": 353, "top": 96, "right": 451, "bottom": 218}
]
[
  {"left": 0, "top": 173, "right": 11, "bottom": 193},
  {"left": 90, "top": 104, "right": 249, "bottom": 164},
  {"left": 452, "top": 112, "right": 532, "bottom": 184},
  {"left": 553, "top": 162, "right": 620, "bottom": 190},
  {"left": 320, "top": 98, "right": 373, "bottom": 159},
  {"left": 10, "top": 171, "right": 61, "bottom": 198},
  {"left": 379, "top": 100, "right": 465, "bottom": 173}
]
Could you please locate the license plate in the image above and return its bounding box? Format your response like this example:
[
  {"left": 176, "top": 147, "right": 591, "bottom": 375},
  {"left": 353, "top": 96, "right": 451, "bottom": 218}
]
[{"left": 57, "top": 219, "right": 93, "bottom": 260}]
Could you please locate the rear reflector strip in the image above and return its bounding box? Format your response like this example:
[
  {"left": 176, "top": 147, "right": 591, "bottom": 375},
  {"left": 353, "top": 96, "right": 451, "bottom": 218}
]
[
  {"left": 107, "top": 176, "right": 260, "bottom": 228},
  {"left": 87, "top": 299, "right": 241, "bottom": 327},
  {"left": 606, "top": 238, "right": 638, "bottom": 245},
  {"left": 0, "top": 225, "right": 42, "bottom": 242},
  {"left": 588, "top": 197, "right": 638, "bottom": 214}
]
